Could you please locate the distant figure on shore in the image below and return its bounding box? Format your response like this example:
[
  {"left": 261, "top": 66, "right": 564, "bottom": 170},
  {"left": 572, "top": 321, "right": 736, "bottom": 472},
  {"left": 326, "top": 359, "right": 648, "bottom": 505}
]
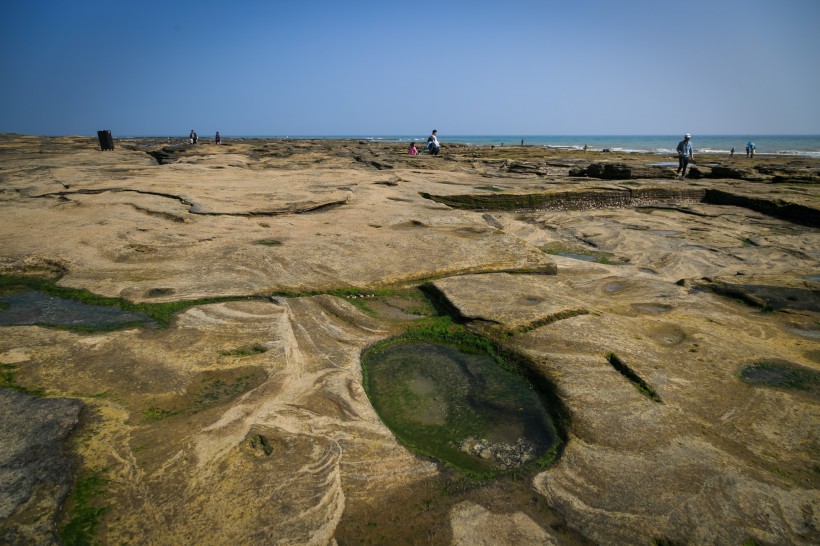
[
  {"left": 746, "top": 141, "right": 756, "bottom": 158},
  {"left": 583, "top": 144, "right": 588, "bottom": 151},
  {"left": 676, "top": 133, "right": 694, "bottom": 178},
  {"left": 408, "top": 142, "right": 418, "bottom": 156},
  {"left": 730, "top": 147, "right": 734, "bottom": 156},
  {"left": 215, "top": 132, "right": 221, "bottom": 145},
  {"left": 189, "top": 130, "right": 198, "bottom": 144},
  {"left": 521, "top": 139, "right": 524, "bottom": 146},
  {"left": 419, "top": 130, "right": 441, "bottom": 156}
]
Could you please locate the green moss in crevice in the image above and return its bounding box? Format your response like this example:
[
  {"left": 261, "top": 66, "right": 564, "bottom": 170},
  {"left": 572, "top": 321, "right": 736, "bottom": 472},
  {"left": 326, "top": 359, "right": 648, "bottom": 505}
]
[
  {"left": 504, "top": 309, "right": 590, "bottom": 336},
  {"left": 142, "top": 405, "right": 181, "bottom": 420},
  {"left": 606, "top": 352, "right": 662, "bottom": 402},
  {"left": 0, "top": 364, "right": 45, "bottom": 397},
  {"left": 221, "top": 344, "right": 268, "bottom": 357},
  {"left": 59, "top": 472, "right": 110, "bottom": 546}
]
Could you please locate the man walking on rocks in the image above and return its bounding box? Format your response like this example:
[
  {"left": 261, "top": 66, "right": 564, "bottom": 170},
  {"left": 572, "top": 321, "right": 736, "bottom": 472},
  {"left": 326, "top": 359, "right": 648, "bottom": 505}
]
[{"left": 676, "top": 133, "right": 693, "bottom": 178}]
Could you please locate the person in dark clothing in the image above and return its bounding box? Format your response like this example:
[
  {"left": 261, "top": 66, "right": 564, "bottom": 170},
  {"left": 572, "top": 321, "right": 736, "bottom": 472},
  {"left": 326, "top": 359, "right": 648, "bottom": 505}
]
[
  {"left": 676, "top": 133, "right": 693, "bottom": 177},
  {"left": 419, "top": 130, "right": 441, "bottom": 156}
]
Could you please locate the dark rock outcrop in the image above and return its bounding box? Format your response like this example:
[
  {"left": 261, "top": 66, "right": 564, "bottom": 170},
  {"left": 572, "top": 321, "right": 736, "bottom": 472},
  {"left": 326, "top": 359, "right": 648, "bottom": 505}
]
[
  {"left": 569, "top": 163, "right": 676, "bottom": 180},
  {"left": 146, "top": 146, "right": 181, "bottom": 165},
  {"left": 0, "top": 389, "right": 83, "bottom": 545},
  {"left": 703, "top": 189, "right": 820, "bottom": 227},
  {"left": 504, "top": 161, "right": 547, "bottom": 175},
  {"left": 707, "top": 166, "right": 768, "bottom": 181},
  {"left": 421, "top": 187, "right": 705, "bottom": 211}
]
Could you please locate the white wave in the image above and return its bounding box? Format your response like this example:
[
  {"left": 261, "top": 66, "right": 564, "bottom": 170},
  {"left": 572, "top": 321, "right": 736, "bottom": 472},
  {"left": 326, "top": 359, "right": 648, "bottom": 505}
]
[
  {"left": 772, "top": 150, "right": 820, "bottom": 158},
  {"left": 609, "top": 147, "right": 653, "bottom": 154}
]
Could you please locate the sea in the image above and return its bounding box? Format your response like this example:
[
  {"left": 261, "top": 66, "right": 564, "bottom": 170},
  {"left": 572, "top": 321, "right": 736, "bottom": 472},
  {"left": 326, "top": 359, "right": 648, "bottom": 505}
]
[{"left": 267, "top": 134, "right": 820, "bottom": 158}]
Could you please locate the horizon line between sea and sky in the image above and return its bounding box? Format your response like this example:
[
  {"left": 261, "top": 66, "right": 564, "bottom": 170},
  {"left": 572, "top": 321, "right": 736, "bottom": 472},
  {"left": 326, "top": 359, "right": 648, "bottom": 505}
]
[{"left": 89, "top": 133, "right": 820, "bottom": 157}]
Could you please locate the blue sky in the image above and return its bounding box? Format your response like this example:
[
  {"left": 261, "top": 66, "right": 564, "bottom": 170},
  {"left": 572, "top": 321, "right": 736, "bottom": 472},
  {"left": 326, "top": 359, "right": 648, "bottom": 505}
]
[{"left": 1, "top": 0, "right": 818, "bottom": 136}]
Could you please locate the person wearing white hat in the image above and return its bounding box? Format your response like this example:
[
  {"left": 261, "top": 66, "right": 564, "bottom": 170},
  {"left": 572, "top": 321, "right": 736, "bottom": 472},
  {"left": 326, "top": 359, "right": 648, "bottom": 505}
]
[{"left": 676, "top": 133, "right": 694, "bottom": 178}]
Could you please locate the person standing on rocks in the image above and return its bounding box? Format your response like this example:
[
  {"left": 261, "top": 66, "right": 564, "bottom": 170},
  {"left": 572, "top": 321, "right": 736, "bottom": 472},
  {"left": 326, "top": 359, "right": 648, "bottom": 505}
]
[
  {"left": 189, "top": 130, "right": 198, "bottom": 144},
  {"left": 215, "top": 131, "right": 221, "bottom": 145},
  {"left": 746, "top": 141, "right": 756, "bottom": 158},
  {"left": 676, "top": 133, "right": 694, "bottom": 178}
]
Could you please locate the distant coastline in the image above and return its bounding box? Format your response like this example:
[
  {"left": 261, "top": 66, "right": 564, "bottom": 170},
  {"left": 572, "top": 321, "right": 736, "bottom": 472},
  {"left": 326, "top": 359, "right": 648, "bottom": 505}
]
[
  {"left": 343, "top": 135, "right": 820, "bottom": 158},
  {"left": 133, "top": 134, "right": 820, "bottom": 157},
  {"left": 6, "top": 132, "right": 820, "bottom": 158}
]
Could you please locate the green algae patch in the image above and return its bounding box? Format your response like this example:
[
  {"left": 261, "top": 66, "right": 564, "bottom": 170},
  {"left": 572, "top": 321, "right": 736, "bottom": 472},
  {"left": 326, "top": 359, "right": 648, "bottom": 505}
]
[
  {"left": 362, "top": 325, "right": 560, "bottom": 474},
  {"left": 221, "top": 343, "right": 268, "bottom": 357},
  {"left": 59, "top": 472, "right": 110, "bottom": 546},
  {"left": 0, "top": 363, "right": 46, "bottom": 397}
]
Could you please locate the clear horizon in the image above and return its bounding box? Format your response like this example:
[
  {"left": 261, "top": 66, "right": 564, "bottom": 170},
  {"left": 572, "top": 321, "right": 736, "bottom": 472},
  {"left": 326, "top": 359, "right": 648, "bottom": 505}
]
[{"left": 2, "top": 0, "right": 819, "bottom": 136}]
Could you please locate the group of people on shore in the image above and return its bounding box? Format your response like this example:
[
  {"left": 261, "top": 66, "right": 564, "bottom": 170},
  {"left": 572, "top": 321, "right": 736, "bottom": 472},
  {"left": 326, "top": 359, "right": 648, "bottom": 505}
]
[
  {"left": 184, "top": 130, "right": 760, "bottom": 173},
  {"left": 188, "top": 130, "right": 221, "bottom": 145},
  {"left": 408, "top": 129, "right": 441, "bottom": 156}
]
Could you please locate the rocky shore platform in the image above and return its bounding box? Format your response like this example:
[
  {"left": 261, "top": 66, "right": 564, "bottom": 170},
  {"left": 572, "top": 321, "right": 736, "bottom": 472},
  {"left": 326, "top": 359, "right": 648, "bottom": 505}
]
[{"left": 1, "top": 134, "right": 818, "bottom": 545}]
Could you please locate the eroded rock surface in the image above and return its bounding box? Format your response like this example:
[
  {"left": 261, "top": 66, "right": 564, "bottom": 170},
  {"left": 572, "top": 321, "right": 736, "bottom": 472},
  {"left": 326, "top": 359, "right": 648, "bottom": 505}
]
[{"left": 0, "top": 134, "right": 817, "bottom": 545}]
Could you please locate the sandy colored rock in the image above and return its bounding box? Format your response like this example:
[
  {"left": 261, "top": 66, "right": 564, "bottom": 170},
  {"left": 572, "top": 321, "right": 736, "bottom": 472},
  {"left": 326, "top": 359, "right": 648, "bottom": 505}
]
[
  {"left": 450, "top": 501, "right": 558, "bottom": 545},
  {"left": 0, "top": 134, "right": 818, "bottom": 545}
]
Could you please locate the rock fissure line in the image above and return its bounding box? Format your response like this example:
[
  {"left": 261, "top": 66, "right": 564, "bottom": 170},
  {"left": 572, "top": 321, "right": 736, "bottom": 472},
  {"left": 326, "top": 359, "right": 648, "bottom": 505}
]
[
  {"left": 505, "top": 309, "right": 592, "bottom": 336},
  {"left": 420, "top": 188, "right": 706, "bottom": 212},
  {"left": 32, "top": 188, "right": 351, "bottom": 217},
  {"left": 420, "top": 188, "right": 818, "bottom": 226},
  {"left": 605, "top": 352, "right": 663, "bottom": 402},
  {"left": 701, "top": 189, "right": 820, "bottom": 228}
]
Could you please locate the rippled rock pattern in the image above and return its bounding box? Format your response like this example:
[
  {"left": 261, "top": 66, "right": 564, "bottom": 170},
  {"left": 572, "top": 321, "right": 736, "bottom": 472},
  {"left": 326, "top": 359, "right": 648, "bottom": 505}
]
[{"left": 0, "top": 134, "right": 818, "bottom": 545}]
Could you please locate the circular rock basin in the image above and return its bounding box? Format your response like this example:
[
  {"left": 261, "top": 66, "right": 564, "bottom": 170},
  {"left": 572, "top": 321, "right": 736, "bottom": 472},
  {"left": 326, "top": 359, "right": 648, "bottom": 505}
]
[
  {"left": 362, "top": 341, "right": 559, "bottom": 473},
  {"left": 739, "top": 360, "right": 819, "bottom": 393}
]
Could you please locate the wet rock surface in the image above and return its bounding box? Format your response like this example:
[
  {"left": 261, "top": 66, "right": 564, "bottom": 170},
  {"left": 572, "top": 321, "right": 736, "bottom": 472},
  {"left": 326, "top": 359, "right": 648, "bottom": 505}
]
[{"left": 0, "top": 134, "right": 818, "bottom": 545}]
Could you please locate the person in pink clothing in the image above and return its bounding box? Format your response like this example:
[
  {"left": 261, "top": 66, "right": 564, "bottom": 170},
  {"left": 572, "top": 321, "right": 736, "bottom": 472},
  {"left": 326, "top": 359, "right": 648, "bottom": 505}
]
[{"left": 408, "top": 142, "right": 418, "bottom": 155}]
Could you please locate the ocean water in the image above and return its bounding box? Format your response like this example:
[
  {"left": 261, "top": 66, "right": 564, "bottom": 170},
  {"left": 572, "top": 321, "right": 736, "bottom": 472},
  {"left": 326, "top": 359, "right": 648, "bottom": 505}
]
[
  {"left": 133, "top": 133, "right": 820, "bottom": 158},
  {"left": 346, "top": 135, "right": 820, "bottom": 158}
]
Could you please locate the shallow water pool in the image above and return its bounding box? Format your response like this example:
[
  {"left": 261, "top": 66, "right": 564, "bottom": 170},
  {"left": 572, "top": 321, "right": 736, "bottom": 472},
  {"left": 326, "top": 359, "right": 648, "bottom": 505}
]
[
  {"left": 362, "top": 341, "right": 558, "bottom": 472},
  {"left": 0, "top": 290, "right": 153, "bottom": 328}
]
